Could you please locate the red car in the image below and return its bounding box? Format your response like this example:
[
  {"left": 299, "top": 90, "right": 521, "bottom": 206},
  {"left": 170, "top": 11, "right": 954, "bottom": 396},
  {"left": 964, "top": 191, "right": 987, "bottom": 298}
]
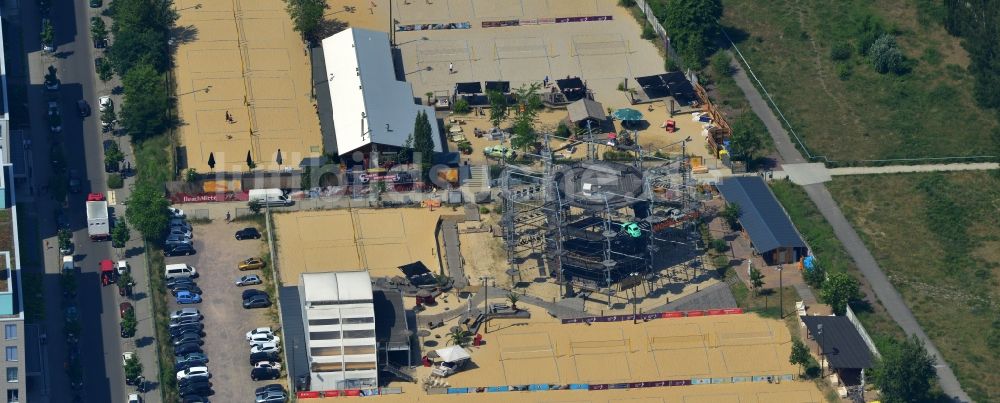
[{"left": 120, "top": 302, "right": 133, "bottom": 318}]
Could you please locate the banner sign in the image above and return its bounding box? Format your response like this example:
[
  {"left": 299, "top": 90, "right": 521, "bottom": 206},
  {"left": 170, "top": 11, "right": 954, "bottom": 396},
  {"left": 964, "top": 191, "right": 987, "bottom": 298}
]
[
  {"left": 561, "top": 308, "right": 743, "bottom": 324},
  {"left": 296, "top": 391, "right": 320, "bottom": 398},
  {"left": 555, "top": 15, "right": 612, "bottom": 23},
  {"left": 169, "top": 191, "right": 249, "bottom": 204}
]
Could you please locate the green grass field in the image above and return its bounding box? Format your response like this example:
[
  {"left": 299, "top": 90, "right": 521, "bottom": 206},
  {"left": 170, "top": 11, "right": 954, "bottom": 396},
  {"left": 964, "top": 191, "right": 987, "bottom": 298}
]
[
  {"left": 720, "top": 0, "right": 998, "bottom": 161},
  {"left": 827, "top": 172, "right": 1000, "bottom": 401}
]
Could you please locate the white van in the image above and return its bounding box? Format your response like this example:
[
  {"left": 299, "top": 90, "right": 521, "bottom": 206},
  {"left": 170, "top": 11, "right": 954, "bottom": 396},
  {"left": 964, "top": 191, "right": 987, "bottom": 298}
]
[
  {"left": 62, "top": 256, "right": 75, "bottom": 272},
  {"left": 164, "top": 263, "right": 197, "bottom": 279},
  {"left": 248, "top": 188, "right": 292, "bottom": 207}
]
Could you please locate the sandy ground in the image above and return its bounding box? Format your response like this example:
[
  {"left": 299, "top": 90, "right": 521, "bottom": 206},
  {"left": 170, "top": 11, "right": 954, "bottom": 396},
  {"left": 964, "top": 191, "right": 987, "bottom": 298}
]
[
  {"left": 173, "top": 0, "right": 322, "bottom": 172},
  {"left": 410, "top": 305, "right": 804, "bottom": 390},
  {"left": 273, "top": 208, "right": 451, "bottom": 286}
]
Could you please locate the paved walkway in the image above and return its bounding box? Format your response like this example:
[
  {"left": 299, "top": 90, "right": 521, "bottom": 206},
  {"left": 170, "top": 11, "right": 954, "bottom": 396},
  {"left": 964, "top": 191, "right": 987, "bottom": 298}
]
[
  {"left": 727, "top": 51, "right": 972, "bottom": 402},
  {"left": 829, "top": 162, "right": 999, "bottom": 176}
]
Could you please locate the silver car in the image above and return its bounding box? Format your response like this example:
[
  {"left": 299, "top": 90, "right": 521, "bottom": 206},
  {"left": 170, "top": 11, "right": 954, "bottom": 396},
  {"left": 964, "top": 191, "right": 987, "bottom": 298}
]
[
  {"left": 236, "top": 274, "right": 262, "bottom": 287},
  {"left": 165, "top": 234, "right": 192, "bottom": 246},
  {"left": 170, "top": 308, "right": 201, "bottom": 321}
]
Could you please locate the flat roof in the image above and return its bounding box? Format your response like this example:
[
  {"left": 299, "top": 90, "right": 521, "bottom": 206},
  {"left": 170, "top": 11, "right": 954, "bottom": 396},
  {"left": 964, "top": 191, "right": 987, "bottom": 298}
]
[
  {"left": 321, "top": 28, "right": 442, "bottom": 155},
  {"left": 716, "top": 176, "right": 806, "bottom": 254},
  {"left": 800, "top": 316, "right": 873, "bottom": 369},
  {"left": 373, "top": 290, "right": 410, "bottom": 346},
  {"left": 301, "top": 271, "right": 373, "bottom": 302},
  {"left": 278, "top": 286, "right": 310, "bottom": 381}
]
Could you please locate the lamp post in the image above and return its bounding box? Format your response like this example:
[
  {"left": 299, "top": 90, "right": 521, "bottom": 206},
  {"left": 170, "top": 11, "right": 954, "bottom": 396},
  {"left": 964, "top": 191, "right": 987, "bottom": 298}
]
[{"left": 817, "top": 323, "right": 824, "bottom": 377}]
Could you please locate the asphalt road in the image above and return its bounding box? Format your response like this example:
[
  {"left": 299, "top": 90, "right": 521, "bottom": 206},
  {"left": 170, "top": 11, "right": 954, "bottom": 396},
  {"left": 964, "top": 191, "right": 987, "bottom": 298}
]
[
  {"left": 725, "top": 50, "right": 972, "bottom": 402},
  {"left": 16, "top": 0, "right": 159, "bottom": 401}
]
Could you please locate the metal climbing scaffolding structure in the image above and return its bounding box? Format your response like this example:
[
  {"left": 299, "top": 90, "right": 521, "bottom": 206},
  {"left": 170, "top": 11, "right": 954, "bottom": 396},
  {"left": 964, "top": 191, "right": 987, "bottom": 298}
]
[{"left": 500, "top": 132, "right": 703, "bottom": 301}]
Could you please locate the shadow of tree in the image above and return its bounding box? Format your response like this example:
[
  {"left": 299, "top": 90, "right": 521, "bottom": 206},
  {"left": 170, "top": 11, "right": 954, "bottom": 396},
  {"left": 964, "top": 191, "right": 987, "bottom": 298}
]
[{"left": 170, "top": 25, "right": 199, "bottom": 45}]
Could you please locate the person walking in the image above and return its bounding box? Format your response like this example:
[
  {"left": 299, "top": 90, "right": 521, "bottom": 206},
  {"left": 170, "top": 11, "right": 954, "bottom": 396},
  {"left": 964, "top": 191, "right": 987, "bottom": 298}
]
[{"left": 448, "top": 62, "right": 454, "bottom": 74}]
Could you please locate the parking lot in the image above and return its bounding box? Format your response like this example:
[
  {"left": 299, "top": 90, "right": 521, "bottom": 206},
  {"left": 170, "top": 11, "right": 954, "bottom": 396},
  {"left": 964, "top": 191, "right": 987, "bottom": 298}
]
[{"left": 165, "top": 218, "right": 283, "bottom": 401}]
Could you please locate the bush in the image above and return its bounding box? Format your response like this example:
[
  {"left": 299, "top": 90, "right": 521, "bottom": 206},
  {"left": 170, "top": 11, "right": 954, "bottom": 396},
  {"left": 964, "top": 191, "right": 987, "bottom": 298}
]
[
  {"left": 618, "top": 0, "right": 636, "bottom": 6},
  {"left": 829, "top": 42, "right": 852, "bottom": 61},
  {"left": 641, "top": 23, "right": 656, "bottom": 40},
  {"left": 803, "top": 264, "right": 826, "bottom": 288},
  {"left": 665, "top": 58, "right": 679, "bottom": 72},
  {"left": 107, "top": 173, "right": 124, "bottom": 189},
  {"left": 711, "top": 51, "right": 732, "bottom": 78},
  {"left": 555, "top": 122, "right": 571, "bottom": 138},
  {"left": 479, "top": 206, "right": 490, "bottom": 214},
  {"left": 453, "top": 98, "right": 470, "bottom": 114},
  {"left": 836, "top": 63, "right": 852, "bottom": 80},
  {"left": 711, "top": 238, "right": 728, "bottom": 253},
  {"left": 868, "top": 34, "right": 908, "bottom": 74}
]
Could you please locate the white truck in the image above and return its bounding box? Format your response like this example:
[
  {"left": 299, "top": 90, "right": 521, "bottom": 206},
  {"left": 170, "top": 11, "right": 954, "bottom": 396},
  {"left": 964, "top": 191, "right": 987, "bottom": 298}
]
[
  {"left": 248, "top": 188, "right": 293, "bottom": 207},
  {"left": 62, "top": 256, "right": 75, "bottom": 273},
  {"left": 86, "top": 193, "right": 110, "bottom": 241}
]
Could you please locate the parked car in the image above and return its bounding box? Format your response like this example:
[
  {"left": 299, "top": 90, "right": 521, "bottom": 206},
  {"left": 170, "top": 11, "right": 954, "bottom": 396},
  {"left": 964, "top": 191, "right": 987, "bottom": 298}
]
[
  {"left": 99, "top": 95, "right": 113, "bottom": 112},
  {"left": 68, "top": 169, "right": 82, "bottom": 193},
  {"left": 172, "top": 333, "right": 203, "bottom": 346},
  {"left": 249, "top": 351, "right": 281, "bottom": 365},
  {"left": 235, "top": 227, "right": 261, "bottom": 240},
  {"left": 168, "top": 207, "right": 185, "bottom": 218},
  {"left": 168, "top": 226, "right": 193, "bottom": 239},
  {"left": 166, "top": 277, "right": 196, "bottom": 289},
  {"left": 127, "top": 393, "right": 142, "bottom": 403},
  {"left": 170, "top": 218, "right": 192, "bottom": 231},
  {"left": 170, "top": 308, "right": 201, "bottom": 321},
  {"left": 250, "top": 367, "right": 280, "bottom": 381},
  {"left": 235, "top": 274, "right": 262, "bottom": 287},
  {"left": 89, "top": 0, "right": 102, "bottom": 7},
  {"left": 119, "top": 302, "right": 133, "bottom": 318},
  {"left": 120, "top": 322, "right": 135, "bottom": 338},
  {"left": 169, "top": 316, "right": 202, "bottom": 329},
  {"left": 255, "top": 387, "right": 286, "bottom": 403},
  {"left": 242, "top": 289, "right": 267, "bottom": 300},
  {"left": 181, "top": 393, "right": 212, "bottom": 402},
  {"left": 177, "top": 377, "right": 211, "bottom": 389},
  {"left": 253, "top": 361, "right": 282, "bottom": 371},
  {"left": 238, "top": 257, "right": 265, "bottom": 271},
  {"left": 175, "top": 359, "right": 207, "bottom": 372},
  {"left": 77, "top": 99, "right": 91, "bottom": 117},
  {"left": 175, "top": 352, "right": 209, "bottom": 367},
  {"left": 164, "top": 244, "right": 197, "bottom": 257},
  {"left": 246, "top": 327, "right": 273, "bottom": 340},
  {"left": 248, "top": 333, "right": 279, "bottom": 346},
  {"left": 178, "top": 383, "right": 213, "bottom": 398},
  {"left": 176, "top": 291, "right": 203, "bottom": 305},
  {"left": 171, "top": 283, "right": 203, "bottom": 296},
  {"left": 169, "top": 324, "right": 204, "bottom": 339},
  {"left": 174, "top": 342, "right": 203, "bottom": 356},
  {"left": 177, "top": 366, "right": 210, "bottom": 381},
  {"left": 255, "top": 384, "right": 284, "bottom": 395},
  {"left": 122, "top": 352, "right": 137, "bottom": 384},
  {"left": 165, "top": 234, "right": 193, "bottom": 246},
  {"left": 243, "top": 294, "right": 270, "bottom": 309},
  {"left": 250, "top": 343, "right": 279, "bottom": 354}
]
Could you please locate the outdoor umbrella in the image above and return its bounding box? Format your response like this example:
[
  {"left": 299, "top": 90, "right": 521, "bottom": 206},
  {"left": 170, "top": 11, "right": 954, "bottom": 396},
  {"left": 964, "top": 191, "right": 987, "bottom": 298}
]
[
  {"left": 207, "top": 152, "right": 216, "bottom": 169},
  {"left": 275, "top": 149, "right": 283, "bottom": 165},
  {"left": 246, "top": 150, "right": 254, "bottom": 169},
  {"left": 612, "top": 108, "right": 644, "bottom": 121}
]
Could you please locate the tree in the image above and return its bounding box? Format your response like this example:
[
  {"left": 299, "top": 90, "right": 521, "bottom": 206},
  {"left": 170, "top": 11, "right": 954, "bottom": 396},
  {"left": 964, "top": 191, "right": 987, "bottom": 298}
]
[
  {"left": 447, "top": 328, "right": 471, "bottom": 347},
  {"left": 117, "top": 270, "right": 133, "bottom": 291},
  {"left": 412, "top": 110, "right": 435, "bottom": 182},
  {"left": 506, "top": 292, "right": 520, "bottom": 310},
  {"left": 90, "top": 16, "right": 108, "bottom": 45},
  {"left": 58, "top": 228, "right": 73, "bottom": 252},
  {"left": 749, "top": 266, "right": 765, "bottom": 296},
  {"left": 871, "top": 336, "right": 937, "bottom": 403},
  {"left": 104, "top": 141, "right": 125, "bottom": 170},
  {"left": 97, "top": 57, "right": 114, "bottom": 83},
  {"left": 728, "top": 114, "right": 766, "bottom": 167},
  {"left": 121, "top": 63, "right": 173, "bottom": 141},
  {"left": 820, "top": 272, "right": 860, "bottom": 315},
  {"left": 509, "top": 83, "right": 543, "bottom": 152},
  {"left": 107, "top": 0, "right": 176, "bottom": 74},
  {"left": 661, "top": 0, "right": 722, "bottom": 67},
  {"left": 721, "top": 202, "right": 741, "bottom": 230},
  {"left": 802, "top": 263, "right": 826, "bottom": 289},
  {"left": 111, "top": 219, "right": 131, "bottom": 249},
  {"left": 185, "top": 168, "right": 198, "bottom": 183},
  {"left": 510, "top": 117, "right": 537, "bottom": 152},
  {"left": 286, "top": 0, "right": 327, "bottom": 43},
  {"left": 44, "top": 65, "right": 59, "bottom": 87},
  {"left": 41, "top": 19, "right": 54, "bottom": 49},
  {"left": 123, "top": 354, "right": 142, "bottom": 383},
  {"left": 248, "top": 200, "right": 262, "bottom": 215},
  {"left": 487, "top": 90, "right": 508, "bottom": 128},
  {"left": 121, "top": 309, "right": 137, "bottom": 337},
  {"left": 101, "top": 106, "right": 117, "bottom": 130},
  {"left": 124, "top": 180, "right": 169, "bottom": 241},
  {"left": 789, "top": 339, "right": 811, "bottom": 376},
  {"left": 868, "top": 34, "right": 907, "bottom": 74}
]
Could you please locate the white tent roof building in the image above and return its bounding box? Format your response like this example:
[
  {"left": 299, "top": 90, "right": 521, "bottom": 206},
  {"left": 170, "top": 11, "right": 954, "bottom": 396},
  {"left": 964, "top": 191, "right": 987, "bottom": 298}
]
[{"left": 321, "top": 28, "right": 443, "bottom": 156}]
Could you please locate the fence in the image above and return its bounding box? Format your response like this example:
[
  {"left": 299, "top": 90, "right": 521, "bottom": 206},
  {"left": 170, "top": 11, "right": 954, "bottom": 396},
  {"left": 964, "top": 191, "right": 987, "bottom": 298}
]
[
  {"left": 633, "top": 0, "right": 682, "bottom": 70},
  {"left": 845, "top": 304, "right": 880, "bottom": 359}
]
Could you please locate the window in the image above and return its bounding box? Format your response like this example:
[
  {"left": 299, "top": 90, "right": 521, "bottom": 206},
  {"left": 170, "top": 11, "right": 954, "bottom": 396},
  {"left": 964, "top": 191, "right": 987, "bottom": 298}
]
[
  {"left": 309, "top": 347, "right": 342, "bottom": 357},
  {"left": 4, "top": 368, "right": 15, "bottom": 383},
  {"left": 308, "top": 331, "right": 340, "bottom": 340},
  {"left": 2, "top": 326, "right": 13, "bottom": 341},
  {"left": 308, "top": 318, "right": 340, "bottom": 326},
  {"left": 342, "top": 317, "right": 374, "bottom": 325},
  {"left": 342, "top": 330, "right": 375, "bottom": 339},
  {"left": 3, "top": 348, "right": 14, "bottom": 362},
  {"left": 6, "top": 388, "right": 17, "bottom": 403}
]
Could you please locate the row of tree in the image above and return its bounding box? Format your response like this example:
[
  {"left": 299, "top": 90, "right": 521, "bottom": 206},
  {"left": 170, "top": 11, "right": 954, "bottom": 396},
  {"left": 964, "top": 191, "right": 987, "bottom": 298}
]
[
  {"left": 944, "top": 0, "right": 1000, "bottom": 110},
  {"left": 104, "top": 0, "right": 175, "bottom": 240}
]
